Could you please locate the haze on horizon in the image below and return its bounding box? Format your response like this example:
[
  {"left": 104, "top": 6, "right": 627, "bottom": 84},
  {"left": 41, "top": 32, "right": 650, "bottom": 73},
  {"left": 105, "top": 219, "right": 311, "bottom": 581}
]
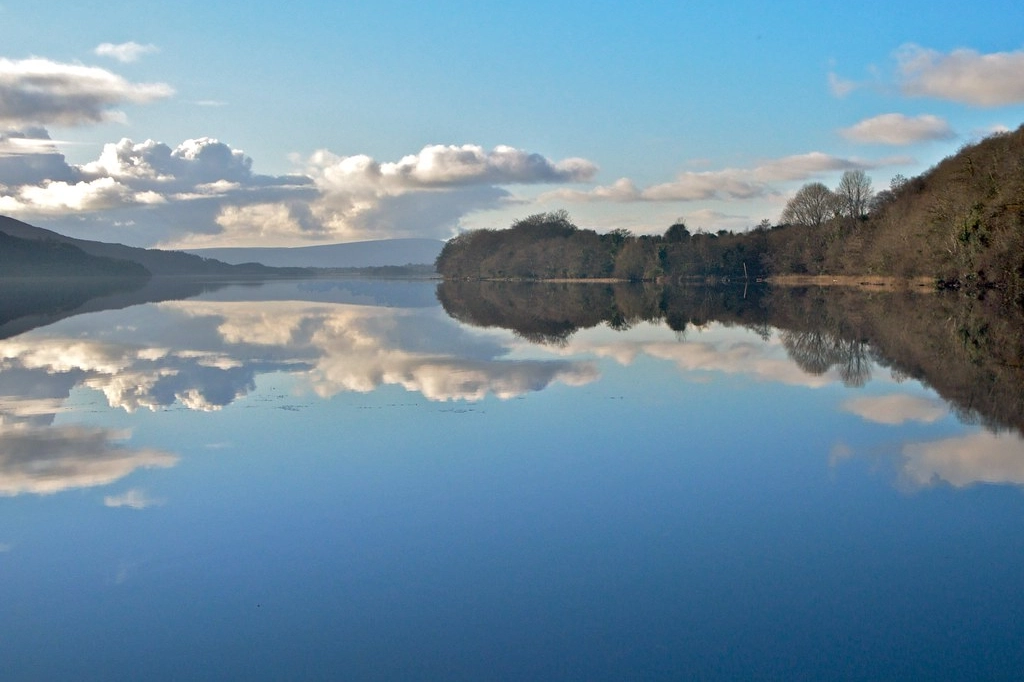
[{"left": 1, "top": 1, "right": 1022, "bottom": 250}]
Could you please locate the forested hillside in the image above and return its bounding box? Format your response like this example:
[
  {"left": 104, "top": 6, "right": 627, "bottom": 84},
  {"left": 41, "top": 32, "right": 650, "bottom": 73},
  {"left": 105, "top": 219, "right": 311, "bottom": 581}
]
[
  {"left": 0, "top": 230, "right": 150, "bottom": 278},
  {"left": 436, "top": 124, "right": 1024, "bottom": 303}
]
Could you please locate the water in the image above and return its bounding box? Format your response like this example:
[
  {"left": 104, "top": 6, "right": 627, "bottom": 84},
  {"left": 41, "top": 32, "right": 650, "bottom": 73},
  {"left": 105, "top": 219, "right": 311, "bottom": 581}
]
[{"left": 1, "top": 278, "right": 1022, "bottom": 680}]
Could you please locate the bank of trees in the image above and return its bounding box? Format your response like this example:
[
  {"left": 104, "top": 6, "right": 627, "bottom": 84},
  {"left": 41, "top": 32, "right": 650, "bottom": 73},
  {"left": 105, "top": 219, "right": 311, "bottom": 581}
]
[
  {"left": 435, "top": 212, "right": 773, "bottom": 282},
  {"left": 436, "top": 124, "right": 1024, "bottom": 302}
]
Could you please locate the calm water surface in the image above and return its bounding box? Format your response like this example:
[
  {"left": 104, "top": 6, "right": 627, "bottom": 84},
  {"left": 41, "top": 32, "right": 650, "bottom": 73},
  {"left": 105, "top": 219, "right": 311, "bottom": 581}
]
[{"left": 1, "top": 279, "right": 1022, "bottom": 680}]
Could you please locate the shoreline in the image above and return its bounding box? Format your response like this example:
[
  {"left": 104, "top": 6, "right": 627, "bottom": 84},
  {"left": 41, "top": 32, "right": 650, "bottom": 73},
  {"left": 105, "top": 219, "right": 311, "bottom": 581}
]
[
  {"left": 453, "top": 275, "right": 937, "bottom": 289},
  {"left": 763, "top": 275, "right": 936, "bottom": 289}
]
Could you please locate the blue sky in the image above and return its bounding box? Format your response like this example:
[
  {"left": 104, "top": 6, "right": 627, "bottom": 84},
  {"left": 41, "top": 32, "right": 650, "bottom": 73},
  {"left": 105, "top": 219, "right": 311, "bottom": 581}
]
[{"left": 1, "top": 0, "right": 1023, "bottom": 247}]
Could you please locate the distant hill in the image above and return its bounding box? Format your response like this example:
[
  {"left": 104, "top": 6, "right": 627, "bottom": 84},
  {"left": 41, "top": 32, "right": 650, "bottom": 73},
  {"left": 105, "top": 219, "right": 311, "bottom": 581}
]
[
  {"left": 185, "top": 239, "right": 444, "bottom": 268},
  {"left": 0, "top": 215, "right": 298, "bottom": 277},
  {"left": 0, "top": 229, "right": 150, "bottom": 278}
]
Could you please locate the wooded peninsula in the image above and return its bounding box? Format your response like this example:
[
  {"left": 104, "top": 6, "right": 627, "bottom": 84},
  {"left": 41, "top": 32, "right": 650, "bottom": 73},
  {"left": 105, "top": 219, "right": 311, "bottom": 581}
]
[{"left": 436, "top": 124, "right": 1024, "bottom": 305}]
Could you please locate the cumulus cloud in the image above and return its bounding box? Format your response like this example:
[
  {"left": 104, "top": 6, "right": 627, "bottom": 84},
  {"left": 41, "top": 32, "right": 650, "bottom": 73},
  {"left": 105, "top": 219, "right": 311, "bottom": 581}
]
[
  {"left": 0, "top": 58, "right": 173, "bottom": 127},
  {"left": 3, "top": 176, "right": 137, "bottom": 213},
  {"left": 379, "top": 144, "right": 597, "bottom": 186},
  {"left": 173, "top": 144, "right": 590, "bottom": 247},
  {"left": 842, "top": 393, "right": 948, "bottom": 425},
  {"left": 104, "top": 487, "right": 163, "bottom": 509},
  {"left": 897, "top": 44, "right": 1024, "bottom": 106},
  {"left": 2, "top": 136, "right": 592, "bottom": 247},
  {"left": 0, "top": 127, "right": 58, "bottom": 155},
  {"left": 0, "top": 424, "right": 177, "bottom": 496},
  {"left": 544, "top": 152, "right": 892, "bottom": 204},
  {"left": 0, "top": 135, "right": 318, "bottom": 243},
  {"left": 94, "top": 42, "right": 159, "bottom": 63},
  {"left": 83, "top": 137, "right": 254, "bottom": 185},
  {"left": 307, "top": 144, "right": 596, "bottom": 190},
  {"left": 841, "top": 113, "right": 956, "bottom": 145},
  {"left": 0, "top": 128, "right": 80, "bottom": 186}
]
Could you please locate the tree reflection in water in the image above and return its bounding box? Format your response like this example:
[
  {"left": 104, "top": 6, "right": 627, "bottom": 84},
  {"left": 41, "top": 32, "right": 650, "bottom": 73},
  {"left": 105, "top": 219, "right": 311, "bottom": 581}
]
[
  {"left": 437, "top": 280, "right": 1024, "bottom": 435},
  {"left": 780, "top": 330, "right": 872, "bottom": 388}
]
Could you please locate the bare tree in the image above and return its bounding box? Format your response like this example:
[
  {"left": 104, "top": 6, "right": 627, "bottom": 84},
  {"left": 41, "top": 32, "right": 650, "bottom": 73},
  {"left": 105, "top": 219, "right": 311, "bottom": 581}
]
[
  {"left": 836, "top": 170, "right": 873, "bottom": 219},
  {"left": 780, "top": 182, "right": 840, "bottom": 228}
]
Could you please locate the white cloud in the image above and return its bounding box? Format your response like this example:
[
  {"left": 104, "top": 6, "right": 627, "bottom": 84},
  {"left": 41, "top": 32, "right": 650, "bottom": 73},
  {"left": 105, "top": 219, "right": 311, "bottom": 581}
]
[
  {"left": 199, "top": 202, "right": 332, "bottom": 248},
  {"left": 897, "top": 44, "right": 1024, "bottom": 106},
  {"left": 104, "top": 487, "right": 163, "bottom": 509},
  {"left": 83, "top": 137, "right": 255, "bottom": 185},
  {"left": 253, "top": 144, "right": 594, "bottom": 245},
  {"left": 841, "top": 113, "right": 955, "bottom": 145},
  {"left": 901, "top": 430, "right": 1024, "bottom": 488},
  {"left": 0, "top": 58, "right": 173, "bottom": 127},
  {"left": 308, "top": 144, "right": 596, "bottom": 190},
  {"left": 680, "top": 209, "right": 754, "bottom": 233},
  {"left": 0, "top": 128, "right": 80, "bottom": 185},
  {"left": 642, "top": 171, "right": 764, "bottom": 201},
  {"left": 750, "top": 152, "right": 879, "bottom": 182},
  {"left": 379, "top": 144, "right": 597, "bottom": 186},
  {"left": 0, "top": 135, "right": 319, "bottom": 244},
  {"left": 842, "top": 393, "right": 948, "bottom": 425},
  {"left": 2, "top": 136, "right": 591, "bottom": 247},
  {"left": 543, "top": 152, "right": 894, "bottom": 204},
  {"left": 4, "top": 177, "right": 136, "bottom": 213},
  {"left": 828, "top": 71, "right": 858, "bottom": 98},
  {"left": 0, "top": 127, "right": 60, "bottom": 155},
  {"left": 94, "top": 42, "right": 159, "bottom": 63}
]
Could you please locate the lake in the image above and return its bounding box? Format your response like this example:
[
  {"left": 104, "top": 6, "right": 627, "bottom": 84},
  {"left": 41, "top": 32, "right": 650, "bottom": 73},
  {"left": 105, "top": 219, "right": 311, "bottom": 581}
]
[{"left": 2, "top": 277, "right": 1023, "bottom": 681}]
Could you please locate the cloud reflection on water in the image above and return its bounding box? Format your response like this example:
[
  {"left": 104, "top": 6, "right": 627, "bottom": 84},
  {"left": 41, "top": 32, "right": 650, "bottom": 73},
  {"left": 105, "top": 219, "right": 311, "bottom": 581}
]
[
  {"left": 546, "top": 322, "right": 845, "bottom": 389},
  {"left": 0, "top": 298, "right": 601, "bottom": 419},
  {"left": 159, "top": 300, "right": 600, "bottom": 402},
  {"left": 5, "top": 289, "right": 1020, "bottom": 496},
  {"left": 841, "top": 394, "right": 948, "bottom": 425},
  {"left": 901, "top": 430, "right": 1024, "bottom": 488},
  {"left": 0, "top": 424, "right": 177, "bottom": 496},
  {"left": 103, "top": 487, "right": 164, "bottom": 509}
]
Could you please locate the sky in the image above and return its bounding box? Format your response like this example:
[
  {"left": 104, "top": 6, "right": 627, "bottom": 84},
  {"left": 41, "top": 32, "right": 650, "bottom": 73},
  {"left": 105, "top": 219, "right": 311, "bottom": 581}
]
[{"left": 1, "top": 0, "right": 1023, "bottom": 248}]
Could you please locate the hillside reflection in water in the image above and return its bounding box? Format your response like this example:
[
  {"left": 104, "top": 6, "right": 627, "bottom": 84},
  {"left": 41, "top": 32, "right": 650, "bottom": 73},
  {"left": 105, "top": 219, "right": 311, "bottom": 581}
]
[{"left": 1, "top": 278, "right": 1023, "bottom": 680}]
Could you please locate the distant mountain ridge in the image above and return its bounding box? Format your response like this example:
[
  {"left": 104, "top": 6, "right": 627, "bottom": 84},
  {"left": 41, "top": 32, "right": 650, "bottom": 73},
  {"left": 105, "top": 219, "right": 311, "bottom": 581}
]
[
  {"left": 184, "top": 239, "right": 444, "bottom": 268},
  {"left": 0, "top": 215, "right": 294, "bottom": 277}
]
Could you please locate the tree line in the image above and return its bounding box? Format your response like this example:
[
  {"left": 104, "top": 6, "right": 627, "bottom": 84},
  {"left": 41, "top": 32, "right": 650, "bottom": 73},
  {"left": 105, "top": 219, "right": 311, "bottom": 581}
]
[{"left": 436, "top": 124, "right": 1024, "bottom": 303}]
